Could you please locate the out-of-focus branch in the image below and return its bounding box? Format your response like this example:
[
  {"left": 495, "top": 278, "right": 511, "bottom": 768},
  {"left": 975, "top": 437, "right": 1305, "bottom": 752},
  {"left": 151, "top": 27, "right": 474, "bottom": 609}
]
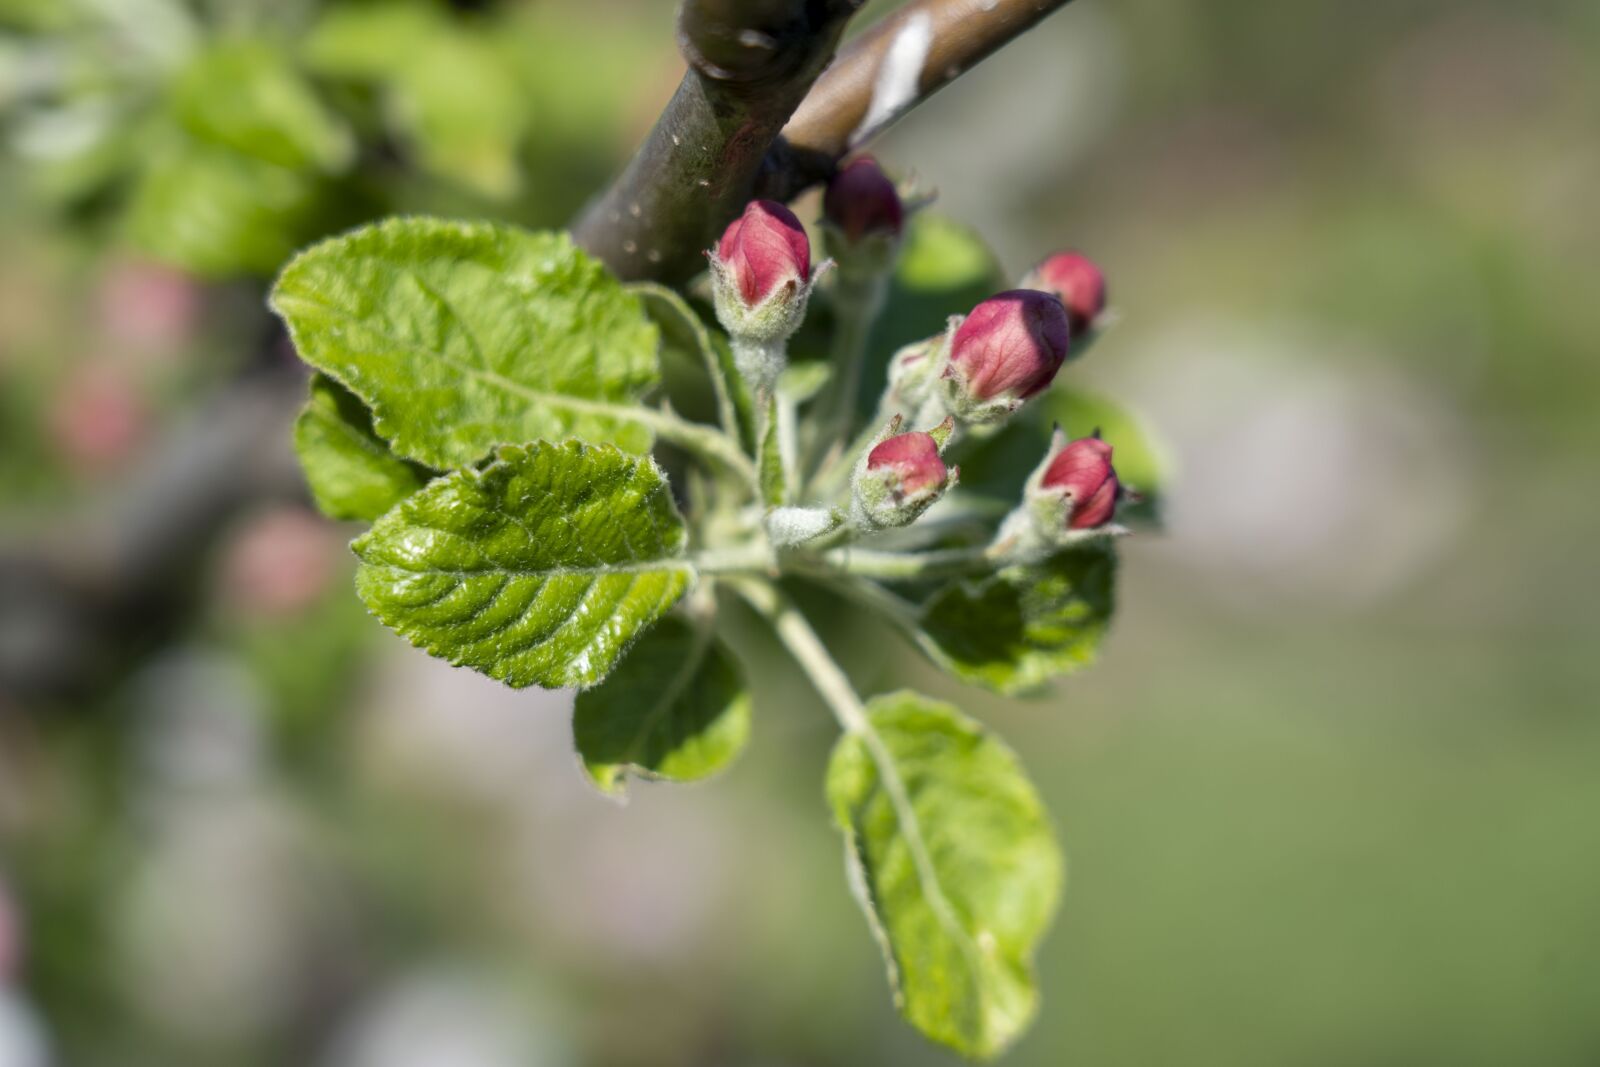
[
  {"left": 774, "top": 0, "right": 1077, "bottom": 186},
  {"left": 0, "top": 368, "right": 304, "bottom": 704},
  {"left": 571, "top": 0, "right": 865, "bottom": 283}
]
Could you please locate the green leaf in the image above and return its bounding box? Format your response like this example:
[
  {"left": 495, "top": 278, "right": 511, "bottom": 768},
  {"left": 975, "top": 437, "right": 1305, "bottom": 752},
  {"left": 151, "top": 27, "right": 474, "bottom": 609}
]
[
  {"left": 827, "top": 691, "right": 1063, "bottom": 1060},
  {"left": 270, "top": 218, "right": 661, "bottom": 469},
  {"left": 573, "top": 616, "right": 751, "bottom": 796},
  {"left": 127, "top": 139, "right": 321, "bottom": 277},
  {"left": 352, "top": 440, "right": 691, "bottom": 690},
  {"left": 172, "top": 40, "right": 353, "bottom": 172},
  {"left": 915, "top": 545, "right": 1118, "bottom": 695},
  {"left": 295, "top": 374, "right": 431, "bottom": 522}
]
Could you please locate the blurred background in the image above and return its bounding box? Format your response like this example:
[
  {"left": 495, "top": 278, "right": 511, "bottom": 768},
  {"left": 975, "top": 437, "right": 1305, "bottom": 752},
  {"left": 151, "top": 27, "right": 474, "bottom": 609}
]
[{"left": 2, "top": 0, "right": 1599, "bottom": 1064}]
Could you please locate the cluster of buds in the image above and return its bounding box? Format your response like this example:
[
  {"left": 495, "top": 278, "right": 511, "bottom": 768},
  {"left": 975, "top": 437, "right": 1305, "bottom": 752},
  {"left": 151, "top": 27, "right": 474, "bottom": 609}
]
[
  {"left": 708, "top": 199, "right": 821, "bottom": 392},
  {"left": 851, "top": 415, "right": 957, "bottom": 531},
  {"left": 995, "top": 428, "right": 1124, "bottom": 562},
  {"left": 706, "top": 183, "right": 1122, "bottom": 555}
]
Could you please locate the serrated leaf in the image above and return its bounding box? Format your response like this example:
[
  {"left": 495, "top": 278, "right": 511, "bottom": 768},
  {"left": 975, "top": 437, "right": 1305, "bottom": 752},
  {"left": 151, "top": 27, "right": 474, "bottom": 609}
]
[
  {"left": 915, "top": 545, "right": 1117, "bottom": 695},
  {"left": 172, "top": 40, "right": 353, "bottom": 172},
  {"left": 827, "top": 691, "right": 1063, "bottom": 1060},
  {"left": 352, "top": 440, "right": 691, "bottom": 689},
  {"left": 270, "top": 219, "right": 660, "bottom": 469},
  {"left": 572, "top": 616, "right": 750, "bottom": 796},
  {"left": 295, "top": 374, "right": 431, "bottom": 522}
]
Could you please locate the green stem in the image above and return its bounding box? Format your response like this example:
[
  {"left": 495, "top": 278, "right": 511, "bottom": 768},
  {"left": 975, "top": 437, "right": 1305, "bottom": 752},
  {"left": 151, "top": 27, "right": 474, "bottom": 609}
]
[
  {"left": 693, "top": 541, "right": 775, "bottom": 575},
  {"left": 817, "top": 544, "right": 995, "bottom": 581}
]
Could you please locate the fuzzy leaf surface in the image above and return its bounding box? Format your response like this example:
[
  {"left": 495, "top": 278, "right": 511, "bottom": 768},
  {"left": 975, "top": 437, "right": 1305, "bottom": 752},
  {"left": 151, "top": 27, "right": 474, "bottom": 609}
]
[
  {"left": 270, "top": 219, "right": 659, "bottom": 469},
  {"left": 353, "top": 440, "right": 690, "bottom": 689},
  {"left": 573, "top": 617, "right": 750, "bottom": 796},
  {"left": 915, "top": 546, "right": 1117, "bottom": 695},
  {"left": 827, "top": 692, "right": 1063, "bottom": 1060},
  {"left": 295, "top": 374, "right": 431, "bottom": 522}
]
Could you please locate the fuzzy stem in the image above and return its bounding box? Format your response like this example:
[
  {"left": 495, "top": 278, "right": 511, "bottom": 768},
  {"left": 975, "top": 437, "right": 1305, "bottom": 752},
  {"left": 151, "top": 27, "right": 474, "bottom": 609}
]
[{"left": 818, "top": 543, "right": 996, "bottom": 581}]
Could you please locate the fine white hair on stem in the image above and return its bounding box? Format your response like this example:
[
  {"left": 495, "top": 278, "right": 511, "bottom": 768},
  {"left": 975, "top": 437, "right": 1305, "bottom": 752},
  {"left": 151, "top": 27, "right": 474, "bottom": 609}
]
[{"left": 853, "top": 12, "right": 933, "bottom": 146}]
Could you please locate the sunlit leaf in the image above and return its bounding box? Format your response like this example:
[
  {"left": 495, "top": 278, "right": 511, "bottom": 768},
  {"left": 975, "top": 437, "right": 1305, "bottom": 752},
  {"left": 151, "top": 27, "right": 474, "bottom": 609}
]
[
  {"left": 827, "top": 691, "right": 1063, "bottom": 1060},
  {"left": 353, "top": 440, "right": 690, "bottom": 689},
  {"left": 270, "top": 218, "right": 660, "bottom": 469}
]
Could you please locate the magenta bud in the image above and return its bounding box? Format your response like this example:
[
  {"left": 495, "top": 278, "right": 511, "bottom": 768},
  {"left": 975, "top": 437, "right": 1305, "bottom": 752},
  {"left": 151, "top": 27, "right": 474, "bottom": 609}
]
[
  {"left": 823, "top": 157, "right": 903, "bottom": 243},
  {"left": 852, "top": 425, "right": 955, "bottom": 529},
  {"left": 941, "top": 290, "right": 1071, "bottom": 420},
  {"left": 716, "top": 199, "right": 811, "bottom": 306},
  {"left": 1023, "top": 251, "right": 1108, "bottom": 335},
  {"left": 867, "top": 431, "right": 948, "bottom": 495},
  {"left": 1041, "top": 436, "right": 1120, "bottom": 529}
]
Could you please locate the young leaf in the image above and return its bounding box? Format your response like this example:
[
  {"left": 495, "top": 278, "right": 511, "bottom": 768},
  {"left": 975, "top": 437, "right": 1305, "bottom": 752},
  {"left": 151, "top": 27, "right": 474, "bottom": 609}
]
[
  {"left": 572, "top": 617, "right": 750, "bottom": 796},
  {"left": 916, "top": 546, "right": 1117, "bottom": 695},
  {"left": 827, "top": 691, "right": 1063, "bottom": 1060},
  {"left": 270, "top": 219, "right": 660, "bottom": 469},
  {"left": 352, "top": 440, "right": 691, "bottom": 689},
  {"left": 294, "top": 374, "right": 431, "bottom": 522}
]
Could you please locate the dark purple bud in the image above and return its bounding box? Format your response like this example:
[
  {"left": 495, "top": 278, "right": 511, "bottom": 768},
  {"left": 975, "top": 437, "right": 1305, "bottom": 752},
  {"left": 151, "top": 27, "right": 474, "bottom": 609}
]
[{"left": 823, "top": 157, "right": 903, "bottom": 243}]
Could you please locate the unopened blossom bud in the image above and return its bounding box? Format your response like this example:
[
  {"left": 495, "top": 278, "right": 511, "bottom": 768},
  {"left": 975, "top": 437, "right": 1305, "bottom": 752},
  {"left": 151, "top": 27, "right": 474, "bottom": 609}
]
[
  {"left": 708, "top": 200, "right": 818, "bottom": 391},
  {"left": 939, "top": 290, "right": 1071, "bottom": 423},
  {"left": 1040, "top": 435, "right": 1121, "bottom": 529},
  {"left": 1022, "top": 251, "right": 1107, "bottom": 335},
  {"left": 993, "top": 430, "right": 1124, "bottom": 564},
  {"left": 852, "top": 417, "right": 956, "bottom": 530},
  {"left": 824, "top": 157, "right": 903, "bottom": 244}
]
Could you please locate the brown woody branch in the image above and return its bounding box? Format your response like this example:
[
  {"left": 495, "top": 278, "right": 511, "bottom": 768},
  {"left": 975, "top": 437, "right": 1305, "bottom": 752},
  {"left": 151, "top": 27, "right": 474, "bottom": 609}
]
[
  {"left": 574, "top": 0, "right": 1077, "bottom": 278},
  {"left": 570, "top": 0, "right": 865, "bottom": 283}
]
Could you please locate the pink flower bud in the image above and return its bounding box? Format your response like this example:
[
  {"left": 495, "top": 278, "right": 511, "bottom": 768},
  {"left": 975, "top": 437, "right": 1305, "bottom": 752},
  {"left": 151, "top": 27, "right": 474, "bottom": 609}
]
[
  {"left": 716, "top": 199, "right": 811, "bottom": 306},
  {"left": 1041, "top": 436, "right": 1120, "bottom": 529},
  {"left": 866, "top": 431, "right": 948, "bottom": 495},
  {"left": 823, "top": 157, "right": 903, "bottom": 243},
  {"left": 943, "top": 290, "right": 1071, "bottom": 414},
  {"left": 853, "top": 421, "right": 956, "bottom": 529},
  {"left": 1024, "top": 251, "right": 1107, "bottom": 335}
]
